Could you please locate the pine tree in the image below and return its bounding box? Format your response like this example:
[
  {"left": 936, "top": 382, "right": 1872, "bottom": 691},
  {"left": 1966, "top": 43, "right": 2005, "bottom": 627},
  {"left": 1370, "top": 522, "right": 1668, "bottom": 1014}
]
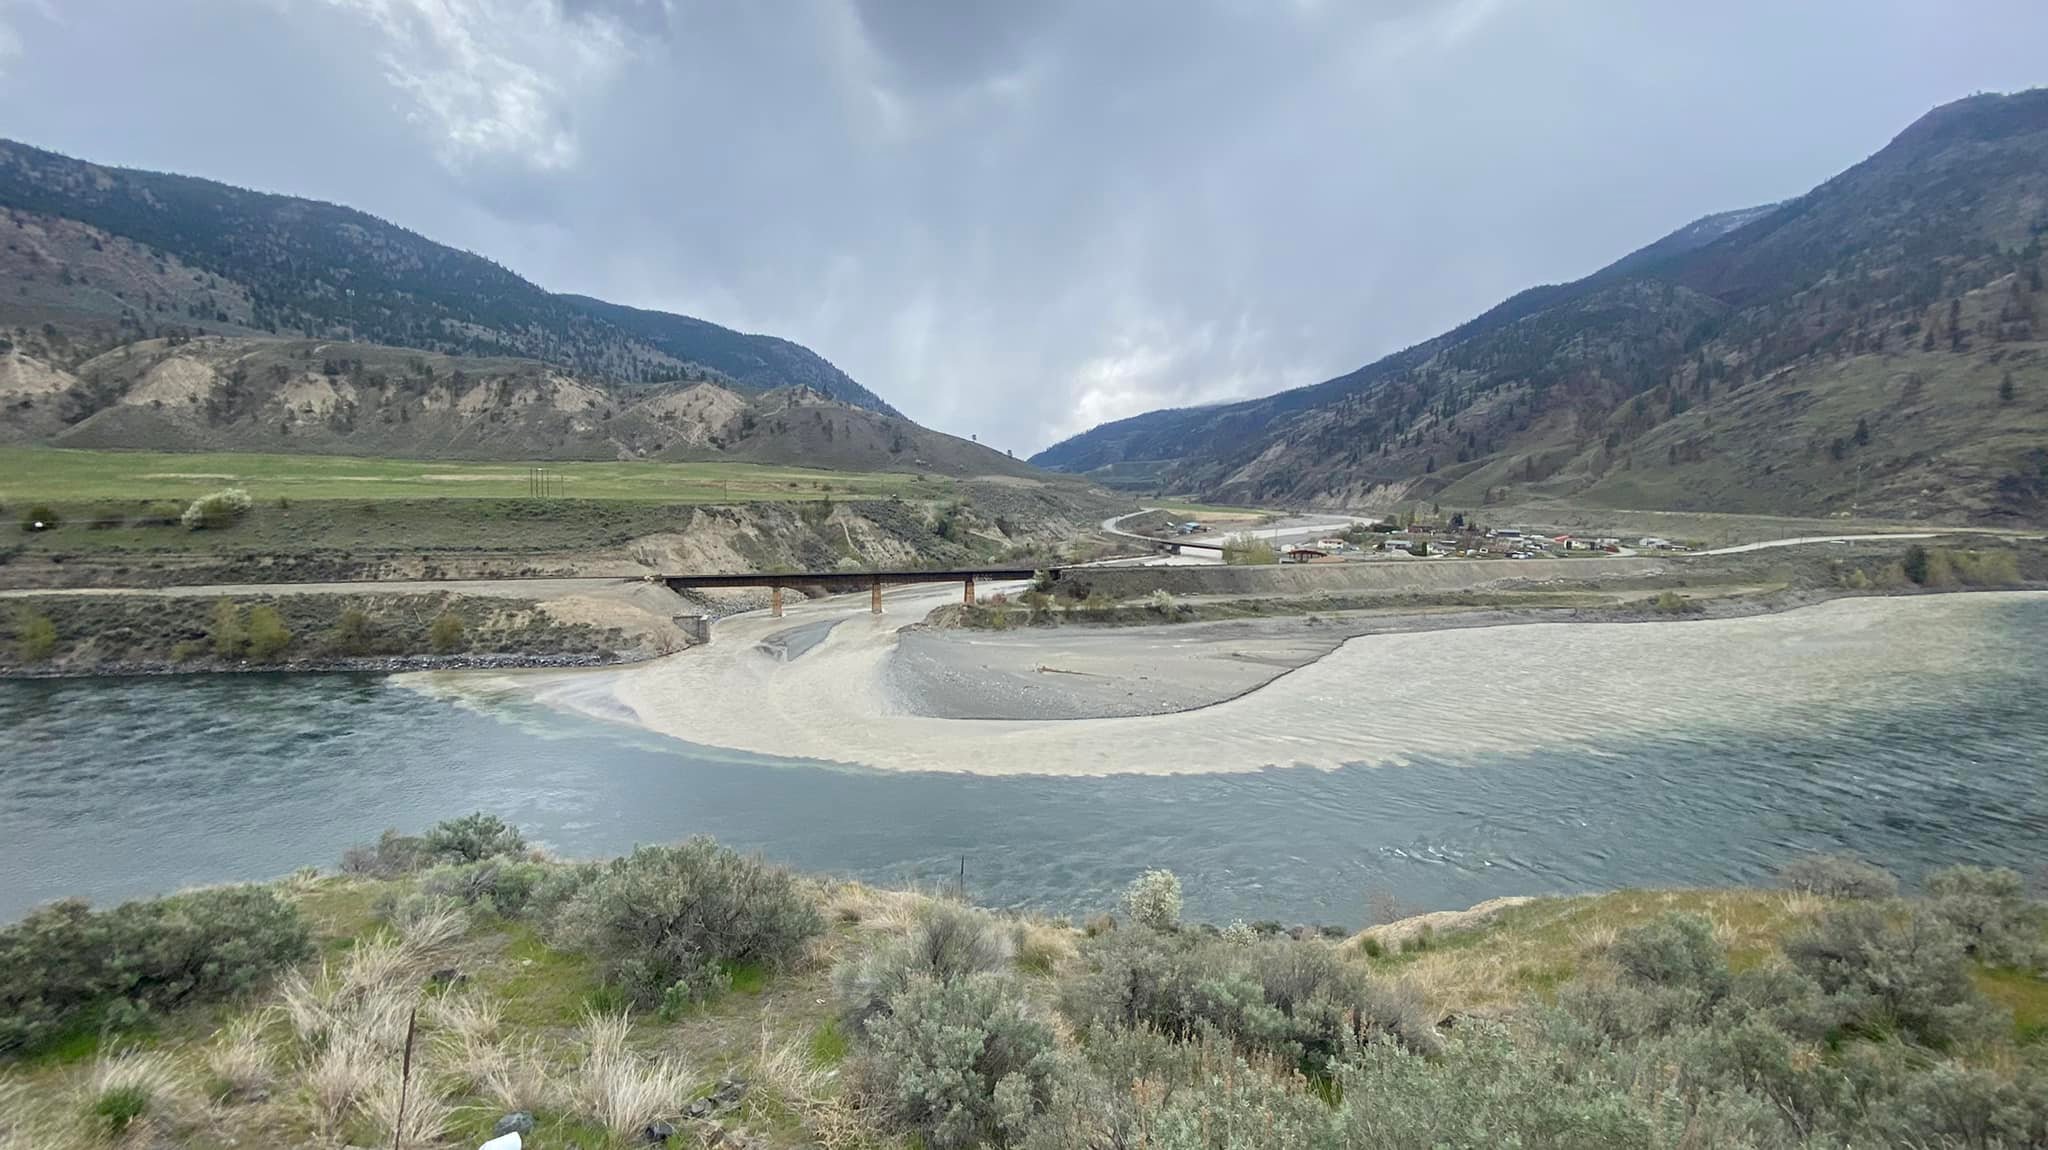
[{"left": 2001, "top": 373, "right": 2017, "bottom": 404}]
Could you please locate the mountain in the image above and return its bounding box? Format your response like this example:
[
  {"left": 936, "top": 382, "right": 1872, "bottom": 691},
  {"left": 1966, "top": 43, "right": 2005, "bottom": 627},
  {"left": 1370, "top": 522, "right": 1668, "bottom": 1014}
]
[
  {"left": 1034, "top": 91, "right": 2048, "bottom": 523},
  {"left": 0, "top": 139, "right": 895, "bottom": 413},
  {"left": 0, "top": 334, "right": 1036, "bottom": 477}
]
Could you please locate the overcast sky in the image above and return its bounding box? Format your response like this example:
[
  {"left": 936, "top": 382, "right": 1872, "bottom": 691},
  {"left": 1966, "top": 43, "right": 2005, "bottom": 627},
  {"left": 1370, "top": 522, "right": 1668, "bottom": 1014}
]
[{"left": 2, "top": 1, "right": 2043, "bottom": 454}]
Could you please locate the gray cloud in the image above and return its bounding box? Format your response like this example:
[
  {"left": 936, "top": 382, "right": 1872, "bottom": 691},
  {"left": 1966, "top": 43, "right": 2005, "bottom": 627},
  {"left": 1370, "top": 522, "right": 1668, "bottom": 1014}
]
[{"left": 3, "top": 0, "right": 2046, "bottom": 454}]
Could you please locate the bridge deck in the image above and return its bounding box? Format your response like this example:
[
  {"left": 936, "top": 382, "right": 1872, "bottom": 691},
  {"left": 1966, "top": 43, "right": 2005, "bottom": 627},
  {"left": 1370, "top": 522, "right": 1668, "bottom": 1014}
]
[{"left": 662, "top": 566, "right": 1046, "bottom": 593}]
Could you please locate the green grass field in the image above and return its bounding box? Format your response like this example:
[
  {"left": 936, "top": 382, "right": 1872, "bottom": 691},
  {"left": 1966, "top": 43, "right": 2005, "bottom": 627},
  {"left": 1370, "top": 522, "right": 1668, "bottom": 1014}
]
[{"left": 0, "top": 446, "right": 947, "bottom": 505}]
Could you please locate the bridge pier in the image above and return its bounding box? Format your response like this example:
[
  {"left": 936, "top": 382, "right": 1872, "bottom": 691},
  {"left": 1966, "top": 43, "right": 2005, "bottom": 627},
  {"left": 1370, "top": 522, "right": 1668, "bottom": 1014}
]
[
  {"left": 870, "top": 576, "right": 882, "bottom": 614},
  {"left": 770, "top": 585, "right": 783, "bottom": 618},
  {"left": 963, "top": 575, "right": 976, "bottom": 605}
]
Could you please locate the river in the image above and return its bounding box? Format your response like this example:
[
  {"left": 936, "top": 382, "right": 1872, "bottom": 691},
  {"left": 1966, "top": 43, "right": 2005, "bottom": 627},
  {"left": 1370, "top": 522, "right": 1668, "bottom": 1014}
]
[{"left": 4, "top": 592, "right": 2045, "bottom": 926}]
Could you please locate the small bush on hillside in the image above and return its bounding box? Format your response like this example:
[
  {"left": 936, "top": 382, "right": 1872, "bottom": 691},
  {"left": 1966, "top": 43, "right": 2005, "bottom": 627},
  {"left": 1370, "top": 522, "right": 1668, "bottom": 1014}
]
[
  {"left": 423, "top": 812, "right": 526, "bottom": 864},
  {"left": 329, "top": 608, "right": 376, "bottom": 656},
  {"left": 407, "top": 859, "right": 550, "bottom": 920},
  {"left": 12, "top": 607, "right": 56, "bottom": 662},
  {"left": 338, "top": 829, "right": 429, "bottom": 876},
  {"left": 1856, "top": 1057, "right": 2048, "bottom": 1149},
  {"left": 428, "top": 611, "right": 465, "bottom": 654},
  {"left": 0, "top": 887, "right": 309, "bottom": 1055},
  {"left": 1334, "top": 1021, "right": 1663, "bottom": 1150},
  {"left": 1783, "top": 903, "right": 2003, "bottom": 1048},
  {"left": 1610, "top": 912, "right": 1729, "bottom": 994},
  {"left": 1924, "top": 865, "right": 2043, "bottom": 969},
  {"left": 1781, "top": 854, "right": 1899, "bottom": 900},
  {"left": 854, "top": 972, "right": 1068, "bottom": 1150},
  {"left": 1222, "top": 534, "right": 1278, "bottom": 565},
  {"left": 556, "top": 839, "right": 822, "bottom": 1009},
  {"left": 180, "top": 487, "right": 252, "bottom": 531},
  {"left": 1023, "top": 1024, "right": 1333, "bottom": 1148},
  {"left": 244, "top": 605, "right": 292, "bottom": 660},
  {"left": 1062, "top": 927, "right": 1437, "bottom": 1073},
  {"left": 836, "top": 900, "right": 1013, "bottom": 1034},
  {"left": 209, "top": 600, "right": 247, "bottom": 659},
  {"left": 1903, "top": 544, "right": 1932, "bottom": 585},
  {"left": 1652, "top": 589, "right": 1704, "bottom": 615},
  {"left": 1120, "top": 869, "right": 1182, "bottom": 931},
  {"left": 19, "top": 503, "right": 59, "bottom": 531}
]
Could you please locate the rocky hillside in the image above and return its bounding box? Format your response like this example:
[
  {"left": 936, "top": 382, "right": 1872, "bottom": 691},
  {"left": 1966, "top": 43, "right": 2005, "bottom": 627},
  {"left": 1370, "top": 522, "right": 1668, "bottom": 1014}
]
[
  {"left": 0, "top": 334, "right": 1034, "bottom": 477},
  {"left": 1034, "top": 90, "right": 2048, "bottom": 524},
  {"left": 0, "top": 139, "right": 895, "bottom": 413}
]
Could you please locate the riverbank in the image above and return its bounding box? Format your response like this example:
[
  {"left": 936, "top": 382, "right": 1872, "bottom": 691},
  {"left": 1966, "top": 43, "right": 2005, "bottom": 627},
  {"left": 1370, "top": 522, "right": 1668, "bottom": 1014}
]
[
  {"left": 0, "top": 587, "right": 649, "bottom": 678},
  {"left": 2, "top": 820, "right": 2040, "bottom": 1150},
  {"left": 482, "top": 576, "right": 2048, "bottom": 775}
]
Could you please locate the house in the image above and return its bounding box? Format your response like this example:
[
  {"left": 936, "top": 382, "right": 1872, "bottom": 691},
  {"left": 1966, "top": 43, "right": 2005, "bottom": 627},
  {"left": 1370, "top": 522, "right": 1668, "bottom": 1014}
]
[{"left": 1284, "top": 545, "right": 1331, "bottom": 562}]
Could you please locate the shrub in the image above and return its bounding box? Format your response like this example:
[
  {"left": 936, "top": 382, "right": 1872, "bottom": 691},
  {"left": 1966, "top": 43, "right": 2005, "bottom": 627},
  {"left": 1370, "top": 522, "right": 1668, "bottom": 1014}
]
[
  {"left": 329, "top": 607, "right": 376, "bottom": 655},
  {"left": 1783, "top": 903, "right": 2003, "bottom": 1048},
  {"left": 1856, "top": 1058, "right": 2048, "bottom": 1149},
  {"left": 338, "top": 828, "right": 429, "bottom": 876},
  {"left": 1062, "top": 927, "right": 1437, "bottom": 1073},
  {"left": 180, "top": 487, "right": 252, "bottom": 530},
  {"left": 428, "top": 611, "right": 465, "bottom": 654},
  {"left": 556, "top": 838, "right": 822, "bottom": 1008},
  {"left": 1222, "top": 534, "right": 1278, "bottom": 565},
  {"left": 423, "top": 812, "right": 526, "bottom": 864},
  {"left": 19, "top": 503, "right": 59, "bottom": 531},
  {"left": 855, "top": 972, "right": 1068, "bottom": 1150},
  {"left": 1781, "top": 854, "right": 1900, "bottom": 900},
  {"left": 244, "top": 605, "right": 292, "bottom": 660},
  {"left": 416, "top": 859, "right": 548, "bottom": 919},
  {"left": 836, "top": 900, "right": 1013, "bottom": 1034},
  {"left": 1333, "top": 1021, "right": 1662, "bottom": 1150},
  {"left": 1652, "top": 589, "right": 1703, "bottom": 615},
  {"left": 1120, "top": 869, "right": 1182, "bottom": 931},
  {"left": 1611, "top": 912, "right": 1730, "bottom": 995},
  {"left": 1148, "top": 589, "right": 1179, "bottom": 615},
  {"left": 12, "top": 607, "right": 56, "bottom": 662},
  {"left": 0, "top": 887, "right": 310, "bottom": 1055},
  {"left": 1924, "top": 865, "right": 2043, "bottom": 969},
  {"left": 209, "top": 600, "right": 247, "bottom": 659},
  {"left": 1903, "top": 544, "right": 1932, "bottom": 585}
]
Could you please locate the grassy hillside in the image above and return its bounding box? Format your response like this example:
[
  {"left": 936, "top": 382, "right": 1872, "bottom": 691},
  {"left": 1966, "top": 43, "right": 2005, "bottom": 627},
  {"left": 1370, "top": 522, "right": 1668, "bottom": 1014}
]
[
  {"left": 0, "top": 139, "right": 891, "bottom": 412},
  {"left": 1033, "top": 90, "right": 2048, "bottom": 525},
  {"left": 0, "top": 446, "right": 1127, "bottom": 589},
  {"left": 0, "top": 446, "right": 942, "bottom": 504},
  {"left": 0, "top": 335, "right": 1039, "bottom": 479},
  {"left": 1, "top": 823, "right": 2041, "bottom": 1149}
]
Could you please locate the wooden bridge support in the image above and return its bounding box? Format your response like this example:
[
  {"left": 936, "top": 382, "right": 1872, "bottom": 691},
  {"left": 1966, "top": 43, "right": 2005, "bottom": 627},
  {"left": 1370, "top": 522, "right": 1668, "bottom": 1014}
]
[
  {"left": 870, "top": 576, "right": 883, "bottom": 614},
  {"left": 770, "top": 585, "right": 783, "bottom": 618},
  {"left": 963, "top": 575, "right": 976, "bottom": 605}
]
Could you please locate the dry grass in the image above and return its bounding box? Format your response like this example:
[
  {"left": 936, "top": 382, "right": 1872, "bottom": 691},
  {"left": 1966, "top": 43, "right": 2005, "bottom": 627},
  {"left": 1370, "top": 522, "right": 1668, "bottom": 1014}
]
[
  {"left": 425, "top": 990, "right": 499, "bottom": 1046},
  {"left": 80, "top": 1050, "right": 193, "bottom": 1139},
  {"left": 1012, "top": 918, "right": 1080, "bottom": 973},
  {"left": 1, "top": 1076, "right": 94, "bottom": 1150},
  {"left": 821, "top": 881, "right": 936, "bottom": 936},
  {"left": 304, "top": 1029, "right": 380, "bottom": 1131},
  {"left": 475, "top": 1038, "right": 555, "bottom": 1114},
  {"left": 206, "top": 1010, "right": 279, "bottom": 1099},
  {"left": 753, "top": 1028, "right": 883, "bottom": 1150},
  {"left": 567, "top": 1010, "right": 692, "bottom": 1137},
  {"left": 361, "top": 1069, "right": 458, "bottom": 1150},
  {"left": 1358, "top": 888, "right": 1833, "bottom": 1016},
  {"left": 393, "top": 898, "right": 469, "bottom": 955}
]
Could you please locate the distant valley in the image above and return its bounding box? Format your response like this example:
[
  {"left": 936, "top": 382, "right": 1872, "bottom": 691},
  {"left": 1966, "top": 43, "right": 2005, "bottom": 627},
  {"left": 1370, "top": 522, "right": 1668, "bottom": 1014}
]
[{"left": 1034, "top": 91, "right": 2048, "bottom": 525}]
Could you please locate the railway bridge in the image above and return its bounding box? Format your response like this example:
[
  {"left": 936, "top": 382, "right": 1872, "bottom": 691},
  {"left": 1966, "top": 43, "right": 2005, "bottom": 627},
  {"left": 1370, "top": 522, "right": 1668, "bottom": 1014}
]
[{"left": 660, "top": 566, "right": 1053, "bottom": 617}]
